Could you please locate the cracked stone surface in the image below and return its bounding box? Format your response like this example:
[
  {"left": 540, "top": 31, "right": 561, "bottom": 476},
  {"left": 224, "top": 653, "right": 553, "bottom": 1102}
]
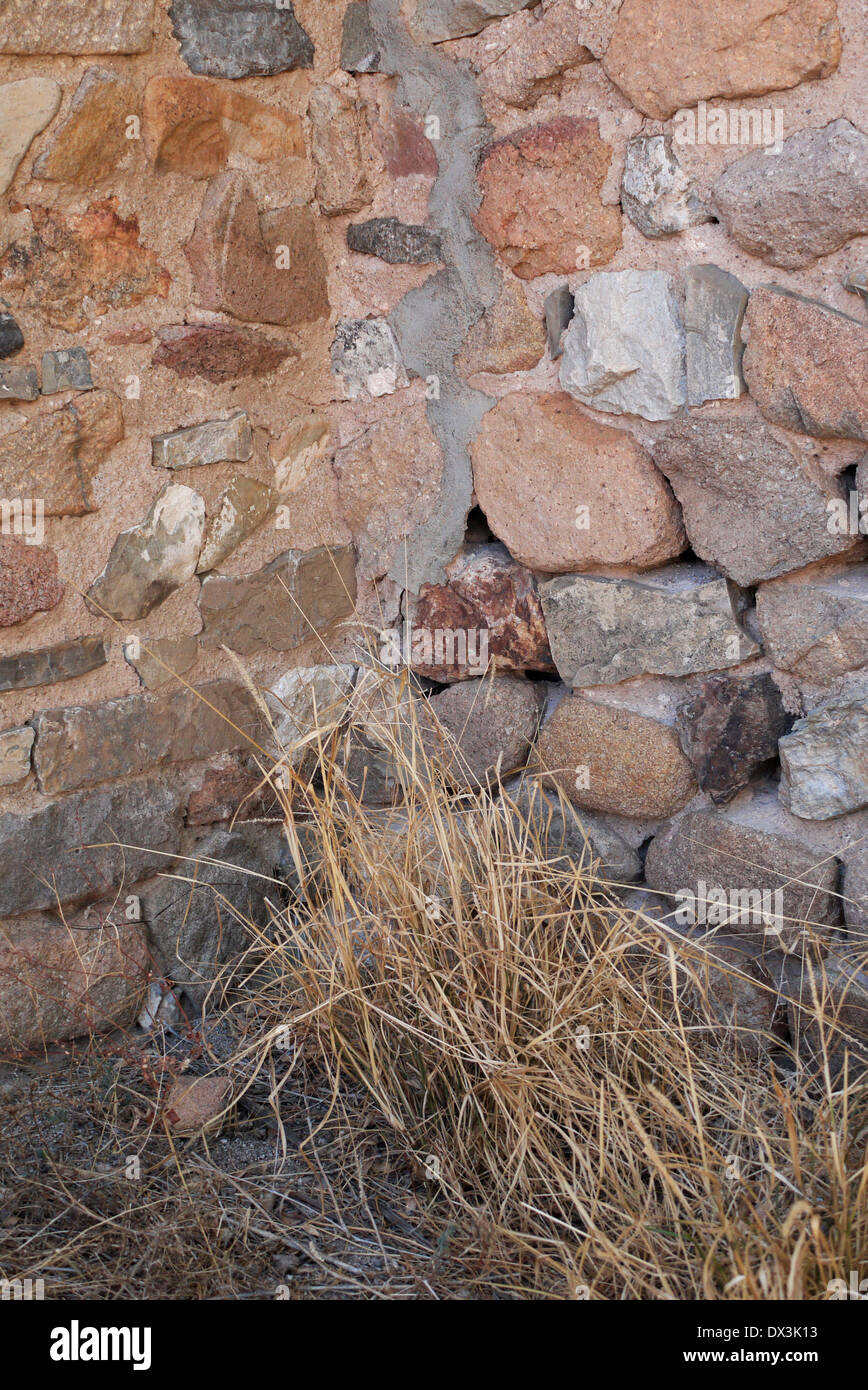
[
  {"left": 169, "top": 0, "right": 313, "bottom": 78},
  {"left": 779, "top": 675, "right": 868, "bottom": 820},
  {"left": 742, "top": 285, "right": 868, "bottom": 441},
  {"left": 540, "top": 564, "right": 758, "bottom": 688},
  {"left": 621, "top": 135, "right": 710, "bottom": 240},
  {"left": 713, "top": 120, "right": 868, "bottom": 270},
  {"left": 560, "top": 270, "right": 686, "bottom": 421},
  {"left": 685, "top": 265, "right": 747, "bottom": 406},
  {"left": 653, "top": 407, "right": 861, "bottom": 586},
  {"left": 86, "top": 483, "right": 205, "bottom": 622}
]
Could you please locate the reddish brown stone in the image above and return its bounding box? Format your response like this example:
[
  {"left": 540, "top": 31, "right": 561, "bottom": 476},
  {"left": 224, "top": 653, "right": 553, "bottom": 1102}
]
[
  {"left": 471, "top": 392, "right": 686, "bottom": 573},
  {"left": 476, "top": 0, "right": 593, "bottom": 108},
  {"left": 185, "top": 172, "right": 330, "bottom": 326},
  {"left": 0, "top": 913, "right": 150, "bottom": 1052},
  {"left": 537, "top": 693, "right": 698, "bottom": 819},
  {"left": 373, "top": 106, "right": 438, "bottom": 177},
  {"left": 0, "top": 199, "right": 170, "bottom": 332},
  {"left": 456, "top": 277, "right": 545, "bottom": 375},
  {"left": 409, "top": 543, "right": 553, "bottom": 681},
  {"left": 185, "top": 759, "right": 273, "bottom": 826},
  {"left": 474, "top": 117, "right": 621, "bottom": 279},
  {"left": 144, "top": 76, "right": 304, "bottom": 178},
  {"left": 152, "top": 323, "right": 296, "bottom": 382},
  {"left": 0, "top": 536, "right": 64, "bottom": 627},
  {"left": 165, "top": 1075, "right": 232, "bottom": 1135},
  {"left": 104, "top": 323, "right": 153, "bottom": 345},
  {"left": 309, "top": 84, "right": 372, "bottom": 217},
  {"left": 603, "top": 0, "right": 841, "bottom": 121},
  {"left": 743, "top": 286, "right": 868, "bottom": 441},
  {"left": 0, "top": 391, "right": 125, "bottom": 516},
  {"left": 33, "top": 68, "right": 137, "bottom": 185}
]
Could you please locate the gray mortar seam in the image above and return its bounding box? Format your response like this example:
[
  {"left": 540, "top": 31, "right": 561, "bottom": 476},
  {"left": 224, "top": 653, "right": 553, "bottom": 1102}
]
[{"left": 367, "top": 0, "right": 502, "bottom": 595}]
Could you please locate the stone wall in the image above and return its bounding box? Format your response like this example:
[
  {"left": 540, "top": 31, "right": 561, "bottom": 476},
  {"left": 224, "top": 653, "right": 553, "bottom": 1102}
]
[{"left": 0, "top": 0, "right": 866, "bottom": 1054}]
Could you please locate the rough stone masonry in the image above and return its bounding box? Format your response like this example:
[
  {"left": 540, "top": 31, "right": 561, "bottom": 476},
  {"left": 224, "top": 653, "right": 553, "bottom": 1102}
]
[{"left": 0, "top": 0, "right": 866, "bottom": 1064}]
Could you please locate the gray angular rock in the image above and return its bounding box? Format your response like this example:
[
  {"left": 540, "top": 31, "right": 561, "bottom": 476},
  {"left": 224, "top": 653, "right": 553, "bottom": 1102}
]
[
  {"left": 685, "top": 265, "right": 747, "bottom": 406},
  {"left": 0, "top": 779, "right": 184, "bottom": 916},
  {"left": 267, "top": 664, "right": 356, "bottom": 768},
  {"left": 347, "top": 218, "right": 443, "bottom": 265},
  {"left": 779, "top": 676, "right": 868, "bottom": 820},
  {"left": 783, "top": 947, "right": 868, "bottom": 1076},
  {"left": 559, "top": 269, "right": 686, "bottom": 421},
  {"left": 713, "top": 120, "right": 868, "bottom": 270},
  {"left": 544, "top": 285, "right": 574, "bottom": 360},
  {"left": 341, "top": 1, "right": 380, "bottom": 72},
  {"left": 0, "top": 636, "right": 107, "bottom": 692},
  {"left": 0, "top": 365, "right": 38, "bottom": 400},
  {"left": 755, "top": 564, "right": 868, "bottom": 684},
  {"left": 87, "top": 484, "right": 205, "bottom": 622},
  {"left": 621, "top": 135, "right": 710, "bottom": 239},
  {"left": 502, "top": 774, "right": 643, "bottom": 883},
  {"left": 139, "top": 824, "right": 283, "bottom": 1007},
  {"left": 540, "top": 563, "right": 758, "bottom": 688},
  {"left": 412, "top": 0, "right": 535, "bottom": 42},
  {"left": 653, "top": 407, "right": 861, "bottom": 587},
  {"left": 41, "top": 346, "right": 93, "bottom": 394},
  {"left": 169, "top": 0, "right": 313, "bottom": 78},
  {"left": 645, "top": 804, "right": 842, "bottom": 951},
  {"left": 0, "top": 724, "right": 33, "bottom": 785},
  {"left": 152, "top": 412, "right": 252, "bottom": 469},
  {"left": 843, "top": 846, "right": 868, "bottom": 934},
  {"left": 423, "top": 675, "right": 541, "bottom": 789},
  {"left": 331, "top": 318, "right": 408, "bottom": 399}
]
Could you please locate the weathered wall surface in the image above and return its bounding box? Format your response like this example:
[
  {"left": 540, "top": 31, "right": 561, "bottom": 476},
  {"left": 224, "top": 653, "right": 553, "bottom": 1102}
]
[{"left": 0, "top": 0, "right": 866, "bottom": 1051}]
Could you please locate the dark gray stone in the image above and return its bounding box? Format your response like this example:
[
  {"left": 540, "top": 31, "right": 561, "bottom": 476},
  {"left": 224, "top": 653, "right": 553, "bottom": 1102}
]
[
  {"left": 169, "top": 0, "right": 314, "bottom": 79},
  {"left": 139, "top": 824, "right": 284, "bottom": 1008},
  {"left": 0, "top": 309, "right": 23, "bottom": 359},
  {"left": 32, "top": 680, "right": 265, "bottom": 795},
  {"left": 676, "top": 671, "right": 792, "bottom": 804},
  {"left": 341, "top": 1, "right": 380, "bottom": 72},
  {"left": 0, "top": 364, "right": 38, "bottom": 400},
  {"left": 543, "top": 285, "right": 573, "bottom": 360},
  {"left": 713, "top": 119, "right": 868, "bottom": 270},
  {"left": 347, "top": 217, "right": 442, "bottom": 265},
  {"left": 0, "top": 636, "right": 107, "bottom": 692},
  {"left": 502, "top": 774, "right": 643, "bottom": 883},
  {"left": 0, "top": 778, "right": 184, "bottom": 916},
  {"left": 41, "top": 346, "right": 93, "bottom": 394}
]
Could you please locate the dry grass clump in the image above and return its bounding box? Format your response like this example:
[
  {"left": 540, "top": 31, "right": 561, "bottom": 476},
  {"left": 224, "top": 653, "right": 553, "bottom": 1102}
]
[
  {"left": 1, "top": 666, "right": 866, "bottom": 1300},
  {"left": 243, "top": 665, "right": 868, "bottom": 1300}
]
